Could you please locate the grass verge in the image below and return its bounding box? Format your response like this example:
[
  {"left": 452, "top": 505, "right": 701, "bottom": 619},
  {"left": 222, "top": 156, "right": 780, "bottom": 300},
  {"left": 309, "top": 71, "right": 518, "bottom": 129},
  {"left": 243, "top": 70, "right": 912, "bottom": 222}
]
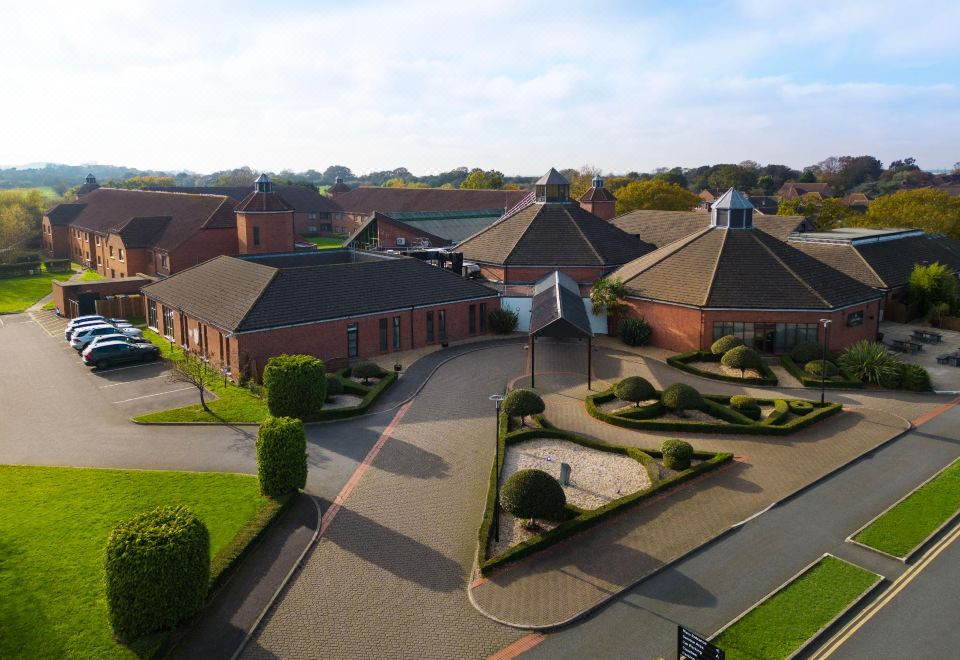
[
  {"left": 852, "top": 457, "right": 960, "bottom": 558},
  {"left": 0, "top": 265, "right": 73, "bottom": 313},
  {"left": 304, "top": 236, "right": 345, "bottom": 249},
  {"left": 712, "top": 555, "right": 880, "bottom": 659},
  {"left": 0, "top": 465, "right": 279, "bottom": 659}
]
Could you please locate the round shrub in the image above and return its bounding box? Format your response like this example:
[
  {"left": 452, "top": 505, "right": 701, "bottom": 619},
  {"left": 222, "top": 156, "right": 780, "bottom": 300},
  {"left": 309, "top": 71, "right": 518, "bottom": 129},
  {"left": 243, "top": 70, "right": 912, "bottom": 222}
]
[
  {"left": 104, "top": 505, "right": 210, "bottom": 640},
  {"left": 351, "top": 361, "right": 383, "bottom": 385},
  {"left": 711, "top": 334, "right": 744, "bottom": 355},
  {"left": 788, "top": 400, "right": 815, "bottom": 415},
  {"left": 501, "top": 388, "right": 545, "bottom": 425},
  {"left": 613, "top": 376, "right": 656, "bottom": 406},
  {"left": 729, "top": 395, "right": 761, "bottom": 420},
  {"left": 262, "top": 354, "right": 326, "bottom": 419},
  {"left": 878, "top": 367, "right": 903, "bottom": 389},
  {"left": 325, "top": 374, "right": 343, "bottom": 400},
  {"left": 499, "top": 469, "right": 566, "bottom": 524},
  {"left": 792, "top": 340, "right": 824, "bottom": 365},
  {"left": 618, "top": 317, "right": 652, "bottom": 346},
  {"left": 721, "top": 345, "right": 763, "bottom": 377},
  {"left": 661, "top": 383, "right": 704, "bottom": 416},
  {"left": 899, "top": 363, "right": 931, "bottom": 392},
  {"left": 488, "top": 308, "right": 519, "bottom": 334},
  {"left": 256, "top": 416, "right": 308, "bottom": 497},
  {"left": 804, "top": 359, "right": 838, "bottom": 379},
  {"left": 838, "top": 340, "right": 902, "bottom": 385},
  {"left": 661, "top": 439, "right": 694, "bottom": 470}
]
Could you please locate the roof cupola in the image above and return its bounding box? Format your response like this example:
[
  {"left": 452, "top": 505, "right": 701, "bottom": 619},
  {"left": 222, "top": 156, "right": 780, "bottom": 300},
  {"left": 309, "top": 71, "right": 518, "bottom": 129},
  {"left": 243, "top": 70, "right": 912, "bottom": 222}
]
[
  {"left": 535, "top": 168, "right": 570, "bottom": 203},
  {"left": 254, "top": 173, "right": 273, "bottom": 194},
  {"left": 710, "top": 188, "right": 754, "bottom": 229}
]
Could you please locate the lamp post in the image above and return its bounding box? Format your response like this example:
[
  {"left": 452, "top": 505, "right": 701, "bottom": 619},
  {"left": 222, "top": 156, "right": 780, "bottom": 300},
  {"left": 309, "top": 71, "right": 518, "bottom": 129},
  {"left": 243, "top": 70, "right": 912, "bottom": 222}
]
[
  {"left": 489, "top": 393, "right": 506, "bottom": 542},
  {"left": 819, "top": 318, "right": 832, "bottom": 406}
]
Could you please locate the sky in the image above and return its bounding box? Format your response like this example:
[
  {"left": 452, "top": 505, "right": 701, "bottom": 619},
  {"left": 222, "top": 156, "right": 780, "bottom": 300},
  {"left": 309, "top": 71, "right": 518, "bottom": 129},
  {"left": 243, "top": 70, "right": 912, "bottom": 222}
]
[{"left": 1, "top": 0, "right": 958, "bottom": 176}]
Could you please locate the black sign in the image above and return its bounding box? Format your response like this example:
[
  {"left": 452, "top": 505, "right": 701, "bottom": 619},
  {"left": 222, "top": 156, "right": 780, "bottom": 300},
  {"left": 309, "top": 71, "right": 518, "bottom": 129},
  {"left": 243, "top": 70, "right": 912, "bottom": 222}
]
[{"left": 677, "top": 625, "right": 724, "bottom": 660}]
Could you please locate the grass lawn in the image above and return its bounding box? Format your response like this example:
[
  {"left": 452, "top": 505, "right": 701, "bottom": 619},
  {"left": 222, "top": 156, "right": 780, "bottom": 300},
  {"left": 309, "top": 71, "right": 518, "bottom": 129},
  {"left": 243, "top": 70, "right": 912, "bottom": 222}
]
[
  {"left": 304, "top": 235, "right": 345, "bottom": 249},
  {"left": 0, "top": 266, "right": 73, "bottom": 314},
  {"left": 0, "top": 465, "right": 275, "bottom": 659},
  {"left": 77, "top": 269, "right": 105, "bottom": 281},
  {"left": 713, "top": 555, "right": 879, "bottom": 659},
  {"left": 853, "top": 458, "right": 960, "bottom": 558},
  {"left": 132, "top": 330, "right": 269, "bottom": 423}
]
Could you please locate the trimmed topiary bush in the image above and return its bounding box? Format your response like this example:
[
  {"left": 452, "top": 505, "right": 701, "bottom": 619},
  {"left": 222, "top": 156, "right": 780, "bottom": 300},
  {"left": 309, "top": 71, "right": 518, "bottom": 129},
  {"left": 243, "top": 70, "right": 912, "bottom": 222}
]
[
  {"left": 351, "top": 361, "right": 383, "bottom": 385},
  {"left": 661, "top": 439, "right": 694, "bottom": 470},
  {"left": 256, "top": 416, "right": 308, "bottom": 497},
  {"left": 618, "top": 317, "right": 652, "bottom": 346},
  {"left": 729, "top": 395, "right": 761, "bottom": 420},
  {"left": 721, "top": 345, "right": 763, "bottom": 377},
  {"left": 262, "top": 354, "right": 326, "bottom": 419},
  {"left": 613, "top": 376, "right": 656, "bottom": 406},
  {"left": 838, "top": 340, "right": 902, "bottom": 385},
  {"left": 489, "top": 308, "right": 519, "bottom": 334},
  {"left": 804, "top": 359, "right": 838, "bottom": 379},
  {"left": 788, "top": 400, "right": 815, "bottom": 415},
  {"left": 502, "top": 388, "right": 545, "bottom": 426},
  {"left": 899, "top": 363, "right": 931, "bottom": 392},
  {"left": 661, "top": 383, "right": 704, "bottom": 417},
  {"left": 499, "top": 469, "right": 566, "bottom": 526},
  {"left": 325, "top": 374, "right": 343, "bottom": 400},
  {"left": 104, "top": 505, "right": 210, "bottom": 640},
  {"left": 711, "top": 334, "right": 744, "bottom": 355},
  {"left": 792, "top": 340, "right": 824, "bottom": 365}
]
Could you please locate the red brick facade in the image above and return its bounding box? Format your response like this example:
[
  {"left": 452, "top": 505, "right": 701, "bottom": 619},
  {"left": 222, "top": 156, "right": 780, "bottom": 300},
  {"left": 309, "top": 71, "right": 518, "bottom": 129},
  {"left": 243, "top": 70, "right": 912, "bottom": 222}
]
[
  {"left": 236, "top": 210, "right": 296, "bottom": 255},
  {"left": 41, "top": 220, "right": 70, "bottom": 258}
]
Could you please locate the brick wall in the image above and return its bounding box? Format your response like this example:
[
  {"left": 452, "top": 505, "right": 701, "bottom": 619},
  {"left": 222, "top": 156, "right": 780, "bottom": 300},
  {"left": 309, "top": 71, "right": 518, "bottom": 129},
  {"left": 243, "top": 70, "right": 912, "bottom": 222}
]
[
  {"left": 579, "top": 200, "right": 616, "bottom": 221},
  {"left": 168, "top": 227, "right": 239, "bottom": 274},
  {"left": 41, "top": 219, "right": 71, "bottom": 258},
  {"left": 54, "top": 277, "right": 153, "bottom": 318},
  {"left": 375, "top": 218, "right": 450, "bottom": 249},
  {"left": 237, "top": 211, "right": 295, "bottom": 255},
  {"left": 622, "top": 298, "right": 703, "bottom": 352}
]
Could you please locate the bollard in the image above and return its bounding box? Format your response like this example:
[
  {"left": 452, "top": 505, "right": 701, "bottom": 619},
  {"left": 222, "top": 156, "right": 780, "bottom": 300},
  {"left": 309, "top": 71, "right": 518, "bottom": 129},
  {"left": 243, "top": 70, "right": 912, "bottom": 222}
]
[{"left": 559, "top": 462, "right": 571, "bottom": 486}]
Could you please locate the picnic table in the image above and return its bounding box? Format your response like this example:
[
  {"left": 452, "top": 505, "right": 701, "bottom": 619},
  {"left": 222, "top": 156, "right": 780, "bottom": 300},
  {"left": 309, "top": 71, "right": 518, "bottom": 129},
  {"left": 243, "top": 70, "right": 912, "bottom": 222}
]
[
  {"left": 911, "top": 329, "right": 943, "bottom": 344},
  {"left": 891, "top": 338, "right": 924, "bottom": 354},
  {"left": 936, "top": 351, "right": 960, "bottom": 367}
]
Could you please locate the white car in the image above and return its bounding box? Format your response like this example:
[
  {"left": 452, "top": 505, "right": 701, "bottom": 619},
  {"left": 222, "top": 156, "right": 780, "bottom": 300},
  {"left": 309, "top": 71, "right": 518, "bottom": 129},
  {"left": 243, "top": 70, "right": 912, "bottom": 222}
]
[
  {"left": 86, "top": 333, "right": 141, "bottom": 350},
  {"left": 70, "top": 324, "right": 142, "bottom": 351},
  {"left": 65, "top": 318, "right": 132, "bottom": 340}
]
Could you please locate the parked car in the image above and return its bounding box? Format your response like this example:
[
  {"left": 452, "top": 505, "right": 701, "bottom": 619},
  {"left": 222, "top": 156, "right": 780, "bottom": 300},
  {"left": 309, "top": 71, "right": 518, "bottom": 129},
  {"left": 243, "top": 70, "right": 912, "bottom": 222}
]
[
  {"left": 86, "top": 334, "right": 141, "bottom": 350},
  {"left": 82, "top": 340, "right": 160, "bottom": 369},
  {"left": 65, "top": 318, "right": 133, "bottom": 340},
  {"left": 70, "top": 324, "right": 143, "bottom": 351}
]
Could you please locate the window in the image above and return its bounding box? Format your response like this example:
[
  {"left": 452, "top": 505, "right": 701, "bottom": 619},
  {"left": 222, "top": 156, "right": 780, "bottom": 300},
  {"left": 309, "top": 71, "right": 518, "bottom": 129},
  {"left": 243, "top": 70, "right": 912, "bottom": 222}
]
[
  {"left": 97, "top": 255, "right": 102, "bottom": 266},
  {"left": 393, "top": 316, "right": 401, "bottom": 349},
  {"left": 469, "top": 304, "right": 476, "bottom": 334},
  {"left": 110, "top": 269, "right": 115, "bottom": 278},
  {"left": 119, "top": 249, "right": 124, "bottom": 262},
  {"left": 712, "top": 321, "right": 819, "bottom": 353},
  {"left": 253, "top": 226, "right": 261, "bottom": 247},
  {"left": 160, "top": 254, "right": 168, "bottom": 270},
  {"left": 847, "top": 311, "right": 863, "bottom": 327},
  {"left": 438, "top": 309, "right": 446, "bottom": 341},
  {"left": 379, "top": 318, "right": 388, "bottom": 352},
  {"left": 426, "top": 311, "right": 434, "bottom": 343},
  {"left": 120, "top": 272, "right": 125, "bottom": 278},
  {"left": 162, "top": 306, "right": 174, "bottom": 337},
  {"left": 147, "top": 301, "right": 157, "bottom": 329},
  {"left": 347, "top": 323, "right": 358, "bottom": 358},
  {"left": 714, "top": 209, "right": 729, "bottom": 227},
  {"left": 109, "top": 246, "right": 114, "bottom": 257},
  {"left": 225, "top": 336, "right": 231, "bottom": 367},
  {"left": 95, "top": 236, "right": 101, "bottom": 246},
  {"left": 308, "top": 225, "right": 317, "bottom": 233},
  {"left": 308, "top": 213, "right": 317, "bottom": 220},
  {"left": 479, "top": 303, "right": 487, "bottom": 332}
]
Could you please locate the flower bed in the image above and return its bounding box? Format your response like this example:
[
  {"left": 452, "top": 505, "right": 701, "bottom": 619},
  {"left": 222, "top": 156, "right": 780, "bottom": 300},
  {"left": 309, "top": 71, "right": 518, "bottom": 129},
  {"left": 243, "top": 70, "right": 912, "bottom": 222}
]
[
  {"left": 667, "top": 350, "right": 778, "bottom": 386},
  {"left": 303, "top": 367, "right": 398, "bottom": 422}
]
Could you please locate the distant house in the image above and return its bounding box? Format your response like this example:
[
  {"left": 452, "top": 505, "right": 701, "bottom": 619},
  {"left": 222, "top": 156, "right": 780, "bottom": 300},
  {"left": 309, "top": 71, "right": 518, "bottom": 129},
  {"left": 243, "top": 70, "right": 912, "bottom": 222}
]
[
  {"left": 775, "top": 182, "right": 836, "bottom": 200},
  {"left": 841, "top": 192, "right": 870, "bottom": 211}
]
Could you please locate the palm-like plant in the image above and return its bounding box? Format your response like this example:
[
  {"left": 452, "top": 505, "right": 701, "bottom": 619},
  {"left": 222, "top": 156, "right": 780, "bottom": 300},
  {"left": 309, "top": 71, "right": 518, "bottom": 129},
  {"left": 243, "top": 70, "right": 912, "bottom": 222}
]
[{"left": 838, "top": 341, "right": 901, "bottom": 385}]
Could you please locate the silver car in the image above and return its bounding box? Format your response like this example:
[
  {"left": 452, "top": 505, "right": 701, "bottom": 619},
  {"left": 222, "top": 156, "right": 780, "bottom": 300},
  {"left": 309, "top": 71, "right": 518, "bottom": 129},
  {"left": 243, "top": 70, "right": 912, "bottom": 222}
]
[{"left": 70, "top": 324, "right": 143, "bottom": 351}]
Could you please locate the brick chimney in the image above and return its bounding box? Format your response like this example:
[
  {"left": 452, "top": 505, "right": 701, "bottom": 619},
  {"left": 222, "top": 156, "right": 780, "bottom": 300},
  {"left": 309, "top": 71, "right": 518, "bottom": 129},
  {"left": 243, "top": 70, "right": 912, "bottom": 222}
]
[{"left": 579, "top": 174, "right": 616, "bottom": 220}]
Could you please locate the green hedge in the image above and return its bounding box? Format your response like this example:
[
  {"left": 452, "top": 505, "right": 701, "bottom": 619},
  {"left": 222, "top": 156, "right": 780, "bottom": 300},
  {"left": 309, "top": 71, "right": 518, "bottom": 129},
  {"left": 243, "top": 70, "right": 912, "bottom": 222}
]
[
  {"left": 760, "top": 399, "right": 791, "bottom": 426},
  {"left": 780, "top": 355, "right": 862, "bottom": 389},
  {"left": 263, "top": 354, "right": 327, "bottom": 419},
  {"left": 104, "top": 505, "right": 210, "bottom": 640},
  {"left": 303, "top": 369, "right": 398, "bottom": 421},
  {"left": 476, "top": 417, "right": 731, "bottom": 574},
  {"left": 667, "top": 351, "right": 778, "bottom": 386},
  {"left": 256, "top": 416, "right": 308, "bottom": 497},
  {"left": 585, "top": 390, "right": 842, "bottom": 436}
]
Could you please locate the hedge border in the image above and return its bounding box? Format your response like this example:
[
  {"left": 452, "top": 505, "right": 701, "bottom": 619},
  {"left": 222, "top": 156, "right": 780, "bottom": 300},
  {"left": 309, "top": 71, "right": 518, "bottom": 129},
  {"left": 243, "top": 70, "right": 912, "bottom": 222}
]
[
  {"left": 667, "top": 350, "right": 778, "bottom": 386},
  {"left": 780, "top": 355, "right": 862, "bottom": 389},
  {"left": 476, "top": 415, "right": 733, "bottom": 575},
  {"left": 302, "top": 368, "right": 398, "bottom": 422},
  {"left": 585, "top": 389, "right": 842, "bottom": 436}
]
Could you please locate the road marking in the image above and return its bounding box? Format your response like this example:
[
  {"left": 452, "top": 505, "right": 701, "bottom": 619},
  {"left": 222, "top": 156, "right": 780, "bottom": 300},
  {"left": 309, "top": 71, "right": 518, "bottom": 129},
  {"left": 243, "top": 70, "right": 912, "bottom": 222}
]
[
  {"left": 99, "top": 375, "right": 168, "bottom": 389},
  {"left": 911, "top": 395, "right": 960, "bottom": 427},
  {"left": 92, "top": 362, "right": 162, "bottom": 376},
  {"left": 318, "top": 401, "right": 411, "bottom": 536},
  {"left": 112, "top": 387, "right": 194, "bottom": 404},
  {"left": 487, "top": 633, "right": 545, "bottom": 659},
  {"left": 810, "top": 520, "right": 960, "bottom": 658}
]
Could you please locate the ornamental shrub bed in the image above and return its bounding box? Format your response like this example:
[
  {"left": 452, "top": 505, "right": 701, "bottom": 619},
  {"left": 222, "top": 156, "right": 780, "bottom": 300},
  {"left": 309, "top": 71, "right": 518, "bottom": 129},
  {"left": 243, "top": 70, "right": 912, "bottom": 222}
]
[
  {"left": 585, "top": 387, "right": 842, "bottom": 436},
  {"left": 780, "top": 355, "right": 862, "bottom": 389},
  {"left": 303, "top": 369, "right": 398, "bottom": 421},
  {"left": 476, "top": 414, "right": 732, "bottom": 574},
  {"left": 667, "top": 350, "right": 779, "bottom": 386}
]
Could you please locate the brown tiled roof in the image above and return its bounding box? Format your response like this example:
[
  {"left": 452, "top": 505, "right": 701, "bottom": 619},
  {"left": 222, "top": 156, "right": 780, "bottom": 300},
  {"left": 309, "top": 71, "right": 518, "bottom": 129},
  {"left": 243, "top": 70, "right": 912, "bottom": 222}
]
[
  {"left": 46, "top": 203, "right": 86, "bottom": 226},
  {"left": 60, "top": 188, "right": 237, "bottom": 251},
  {"left": 842, "top": 192, "right": 870, "bottom": 206},
  {"left": 114, "top": 216, "right": 172, "bottom": 249},
  {"left": 328, "top": 180, "right": 351, "bottom": 194},
  {"left": 150, "top": 186, "right": 339, "bottom": 214},
  {"left": 332, "top": 187, "right": 527, "bottom": 214},
  {"left": 236, "top": 190, "right": 294, "bottom": 213},
  {"left": 776, "top": 182, "right": 835, "bottom": 200},
  {"left": 579, "top": 187, "right": 616, "bottom": 203},
  {"left": 788, "top": 241, "right": 885, "bottom": 289},
  {"left": 613, "top": 227, "right": 881, "bottom": 309},
  {"left": 854, "top": 235, "right": 960, "bottom": 288},
  {"left": 610, "top": 209, "right": 807, "bottom": 246},
  {"left": 455, "top": 202, "right": 651, "bottom": 267}
]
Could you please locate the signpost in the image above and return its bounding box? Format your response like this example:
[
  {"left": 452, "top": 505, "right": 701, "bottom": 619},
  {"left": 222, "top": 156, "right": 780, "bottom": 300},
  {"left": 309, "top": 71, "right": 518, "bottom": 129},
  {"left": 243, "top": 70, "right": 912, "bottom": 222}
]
[{"left": 677, "top": 625, "right": 724, "bottom": 660}]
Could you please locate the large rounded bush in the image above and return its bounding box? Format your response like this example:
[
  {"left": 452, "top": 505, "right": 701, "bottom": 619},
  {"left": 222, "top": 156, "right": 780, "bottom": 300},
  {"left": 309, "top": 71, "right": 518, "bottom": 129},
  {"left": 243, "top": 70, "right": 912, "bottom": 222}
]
[
  {"left": 501, "top": 388, "right": 545, "bottom": 425},
  {"left": 804, "top": 359, "right": 838, "bottom": 379},
  {"left": 711, "top": 334, "right": 744, "bottom": 355},
  {"left": 256, "top": 416, "right": 308, "bottom": 497},
  {"left": 351, "top": 361, "right": 383, "bottom": 385},
  {"left": 104, "top": 505, "right": 210, "bottom": 640},
  {"left": 618, "top": 317, "right": 652, "bottom": 346},
  {"left": 613, "top": 376, "right": 656, "bottom": 406},
  {"left": 661, "top": 383, "right": 704, "bottom": 415},
  {"left": 661, "top": 439, "right": 694, "bottom": 470},
  {"left": 262, "top": 354, "right": 326, "bottom": 419},
  {"left": 721, "top": 345, "right": 763, "bottom": 377},
  {"left": 325, "top": 374, "right": 344, "bottom": 400},
  {"left": 488, "top": 308, "right": 519, "bottom": 334},
  {"left": 729, "top": 395, "right": 761, "bottom": 420},
  {"left": 791, "top": 340, "right": 824, "bottom": 364},
  {"left": 899, "top": 363, "right": 931, "bottom": 392},
  {"left": 499, "top": 469, "right": 566, "bottom": 523}
]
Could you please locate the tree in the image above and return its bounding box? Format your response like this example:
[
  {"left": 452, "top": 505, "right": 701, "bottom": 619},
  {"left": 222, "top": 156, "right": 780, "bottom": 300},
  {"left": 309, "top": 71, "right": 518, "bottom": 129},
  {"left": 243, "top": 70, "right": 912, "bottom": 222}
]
[
  {"left": 798, "top": 168, "right": 818, "bottom": 183},
  {"left": 857, "top": 189, "right": 960, "bottom": 239},
  {"left": 909, "top": 262, "right": 959, "bottom": 315},
  {"left": 0, "top": 188, "right": 47, "bottom": 251},
  {"left": 256, "top": 416, "right": 308, "bottom": 497},
  {"left": 262, "top": 354, "right": 327, "bottom": 419},
  {"left": 614, "top": 376, "right": 655, "bottom": 406},
  {"left": 720, "top": 345, "right": 762, "bottom": 377},
  {"left": 211, "top": 166, "right": 256, "bottom": 186},
  {"left": 169, "top": 351, "right": 213, "bottom": 411},
  {"left": 614, "top": 180, "right": 699, "bottom": 214},
  {"left": 710, "top": 334, "right": 744, "bottom": 355},
  {"left": 322, "top": 165, "right": 354, "bottom": 183},
  {"left": 653, "top": 167, "right": 688, "bottom": 188},
  {"left": 352, "top": 362, "right": 383, "bottom": 385},
  {"left": 660, "top": 439, "right": 693, "bottom": 470},
  {"left": 661, "top": 383, "right": 703, "bottom": 417},
  {"left": 499, "top": 469, "right": 566, "bottom": 528},
  {"left": 383, "top": 177, "right": 408, "bottom": 188},
  {"left": 102, "top": 175, "right": 176, "bottom": 189},
  {"left": 460, "top": 168, "right": 504, "bottom": 189},
  {"left": 707, "top": 164, "right": 758, "bottom": 191},
  {"left": 778, "top": 197, "right": 858, "bottom": 231},
  {"left": 590, "top": 277, "right": 627, "bottom": 315},
  {"left": 501, "top": 389, "right": 545, "bottom": 427}
]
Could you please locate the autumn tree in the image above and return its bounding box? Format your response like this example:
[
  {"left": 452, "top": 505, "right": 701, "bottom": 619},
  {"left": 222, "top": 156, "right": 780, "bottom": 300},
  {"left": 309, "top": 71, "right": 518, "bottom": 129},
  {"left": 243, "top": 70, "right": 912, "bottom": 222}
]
[
  {"left": 102, "top": 175, "right": 176, "bottom": 189},
  {"left": 0, "top": 189, "right": 47, "bottom": 252},
  {"left": 778, "top": 197, "right": 859, "bottom": 231},
  {"left": 614, "top": 180, "right": 699, "bottom": 214},
  {"left": 856, "top": 189, "right": 960, "bottom": 239},
  {"left": 460, "top": 168, "right": 504, "bottom": 189}
]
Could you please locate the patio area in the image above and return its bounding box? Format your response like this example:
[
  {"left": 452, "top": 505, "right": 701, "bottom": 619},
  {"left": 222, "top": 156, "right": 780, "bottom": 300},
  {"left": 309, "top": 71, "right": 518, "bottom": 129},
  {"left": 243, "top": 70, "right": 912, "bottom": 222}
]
[{"left": 881, "top": 320, "right": 960, "bottom": 392}]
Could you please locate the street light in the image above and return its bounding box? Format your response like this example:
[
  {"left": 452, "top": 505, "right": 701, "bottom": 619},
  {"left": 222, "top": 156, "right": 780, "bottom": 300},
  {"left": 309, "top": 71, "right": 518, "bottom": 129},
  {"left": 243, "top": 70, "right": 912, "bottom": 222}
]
[
  {"left": 819, "top": 318, "right": 832, "bottom": 407},
  {"left": 489, "top": 393, "right": 506, "bottom": 542}
]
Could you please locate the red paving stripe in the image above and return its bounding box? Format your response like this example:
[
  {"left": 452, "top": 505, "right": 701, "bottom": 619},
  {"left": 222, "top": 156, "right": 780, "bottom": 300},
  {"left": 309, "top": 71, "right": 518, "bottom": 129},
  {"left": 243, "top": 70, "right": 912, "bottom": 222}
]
[
  {"left": 911, "top": 395, "right": 960, "bottom": 428},
  {"left": 488, "top": 632, "right": 545, "bottom": 659},
  {"left": 318, "top": 401, "right": 411, "bottom": 536}
]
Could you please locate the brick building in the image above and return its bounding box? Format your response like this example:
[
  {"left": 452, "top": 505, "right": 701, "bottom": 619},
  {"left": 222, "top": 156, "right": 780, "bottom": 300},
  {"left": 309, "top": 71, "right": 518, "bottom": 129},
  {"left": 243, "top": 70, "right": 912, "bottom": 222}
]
[{"left": 140, "top": 250, "right": 500, "bottom": 379}]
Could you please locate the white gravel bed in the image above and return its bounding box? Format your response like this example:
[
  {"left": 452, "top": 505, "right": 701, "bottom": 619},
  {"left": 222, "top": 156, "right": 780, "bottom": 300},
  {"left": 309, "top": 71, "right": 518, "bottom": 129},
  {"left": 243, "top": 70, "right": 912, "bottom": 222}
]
[
  {"left": 323, "top": 393, "right": 365, "bottom": 410},
  {"left": 657, "top": 409, "right": 718, "bottom": 423},
  {"left": 691, "top": 361, "right": 764, "bottom": 379},
  {"left": 598, "top": 398, "right": 659, "bottom": 414},
  {"left": 489, "top": 510, "right": 559, "bottom": 558}
]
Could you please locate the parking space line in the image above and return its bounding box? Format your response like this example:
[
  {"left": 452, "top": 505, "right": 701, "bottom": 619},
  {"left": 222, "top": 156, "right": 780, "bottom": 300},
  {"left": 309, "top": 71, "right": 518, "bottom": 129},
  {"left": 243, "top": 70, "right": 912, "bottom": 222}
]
[
  {"left": 100, "top": 375, "right": 168, "bottom": 389},
  {"left": 112, "top": 387, "right": 194, "bottom": 404},
  {"left": 91, "top": 362, "right": 162, "bottom": 376}
]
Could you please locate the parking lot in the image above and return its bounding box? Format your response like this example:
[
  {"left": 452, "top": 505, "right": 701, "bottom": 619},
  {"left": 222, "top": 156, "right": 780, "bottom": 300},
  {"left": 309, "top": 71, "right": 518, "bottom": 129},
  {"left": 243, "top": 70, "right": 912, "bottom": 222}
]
[{"left": 28, "top": 309, "right": 213, "bottom": 415}]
